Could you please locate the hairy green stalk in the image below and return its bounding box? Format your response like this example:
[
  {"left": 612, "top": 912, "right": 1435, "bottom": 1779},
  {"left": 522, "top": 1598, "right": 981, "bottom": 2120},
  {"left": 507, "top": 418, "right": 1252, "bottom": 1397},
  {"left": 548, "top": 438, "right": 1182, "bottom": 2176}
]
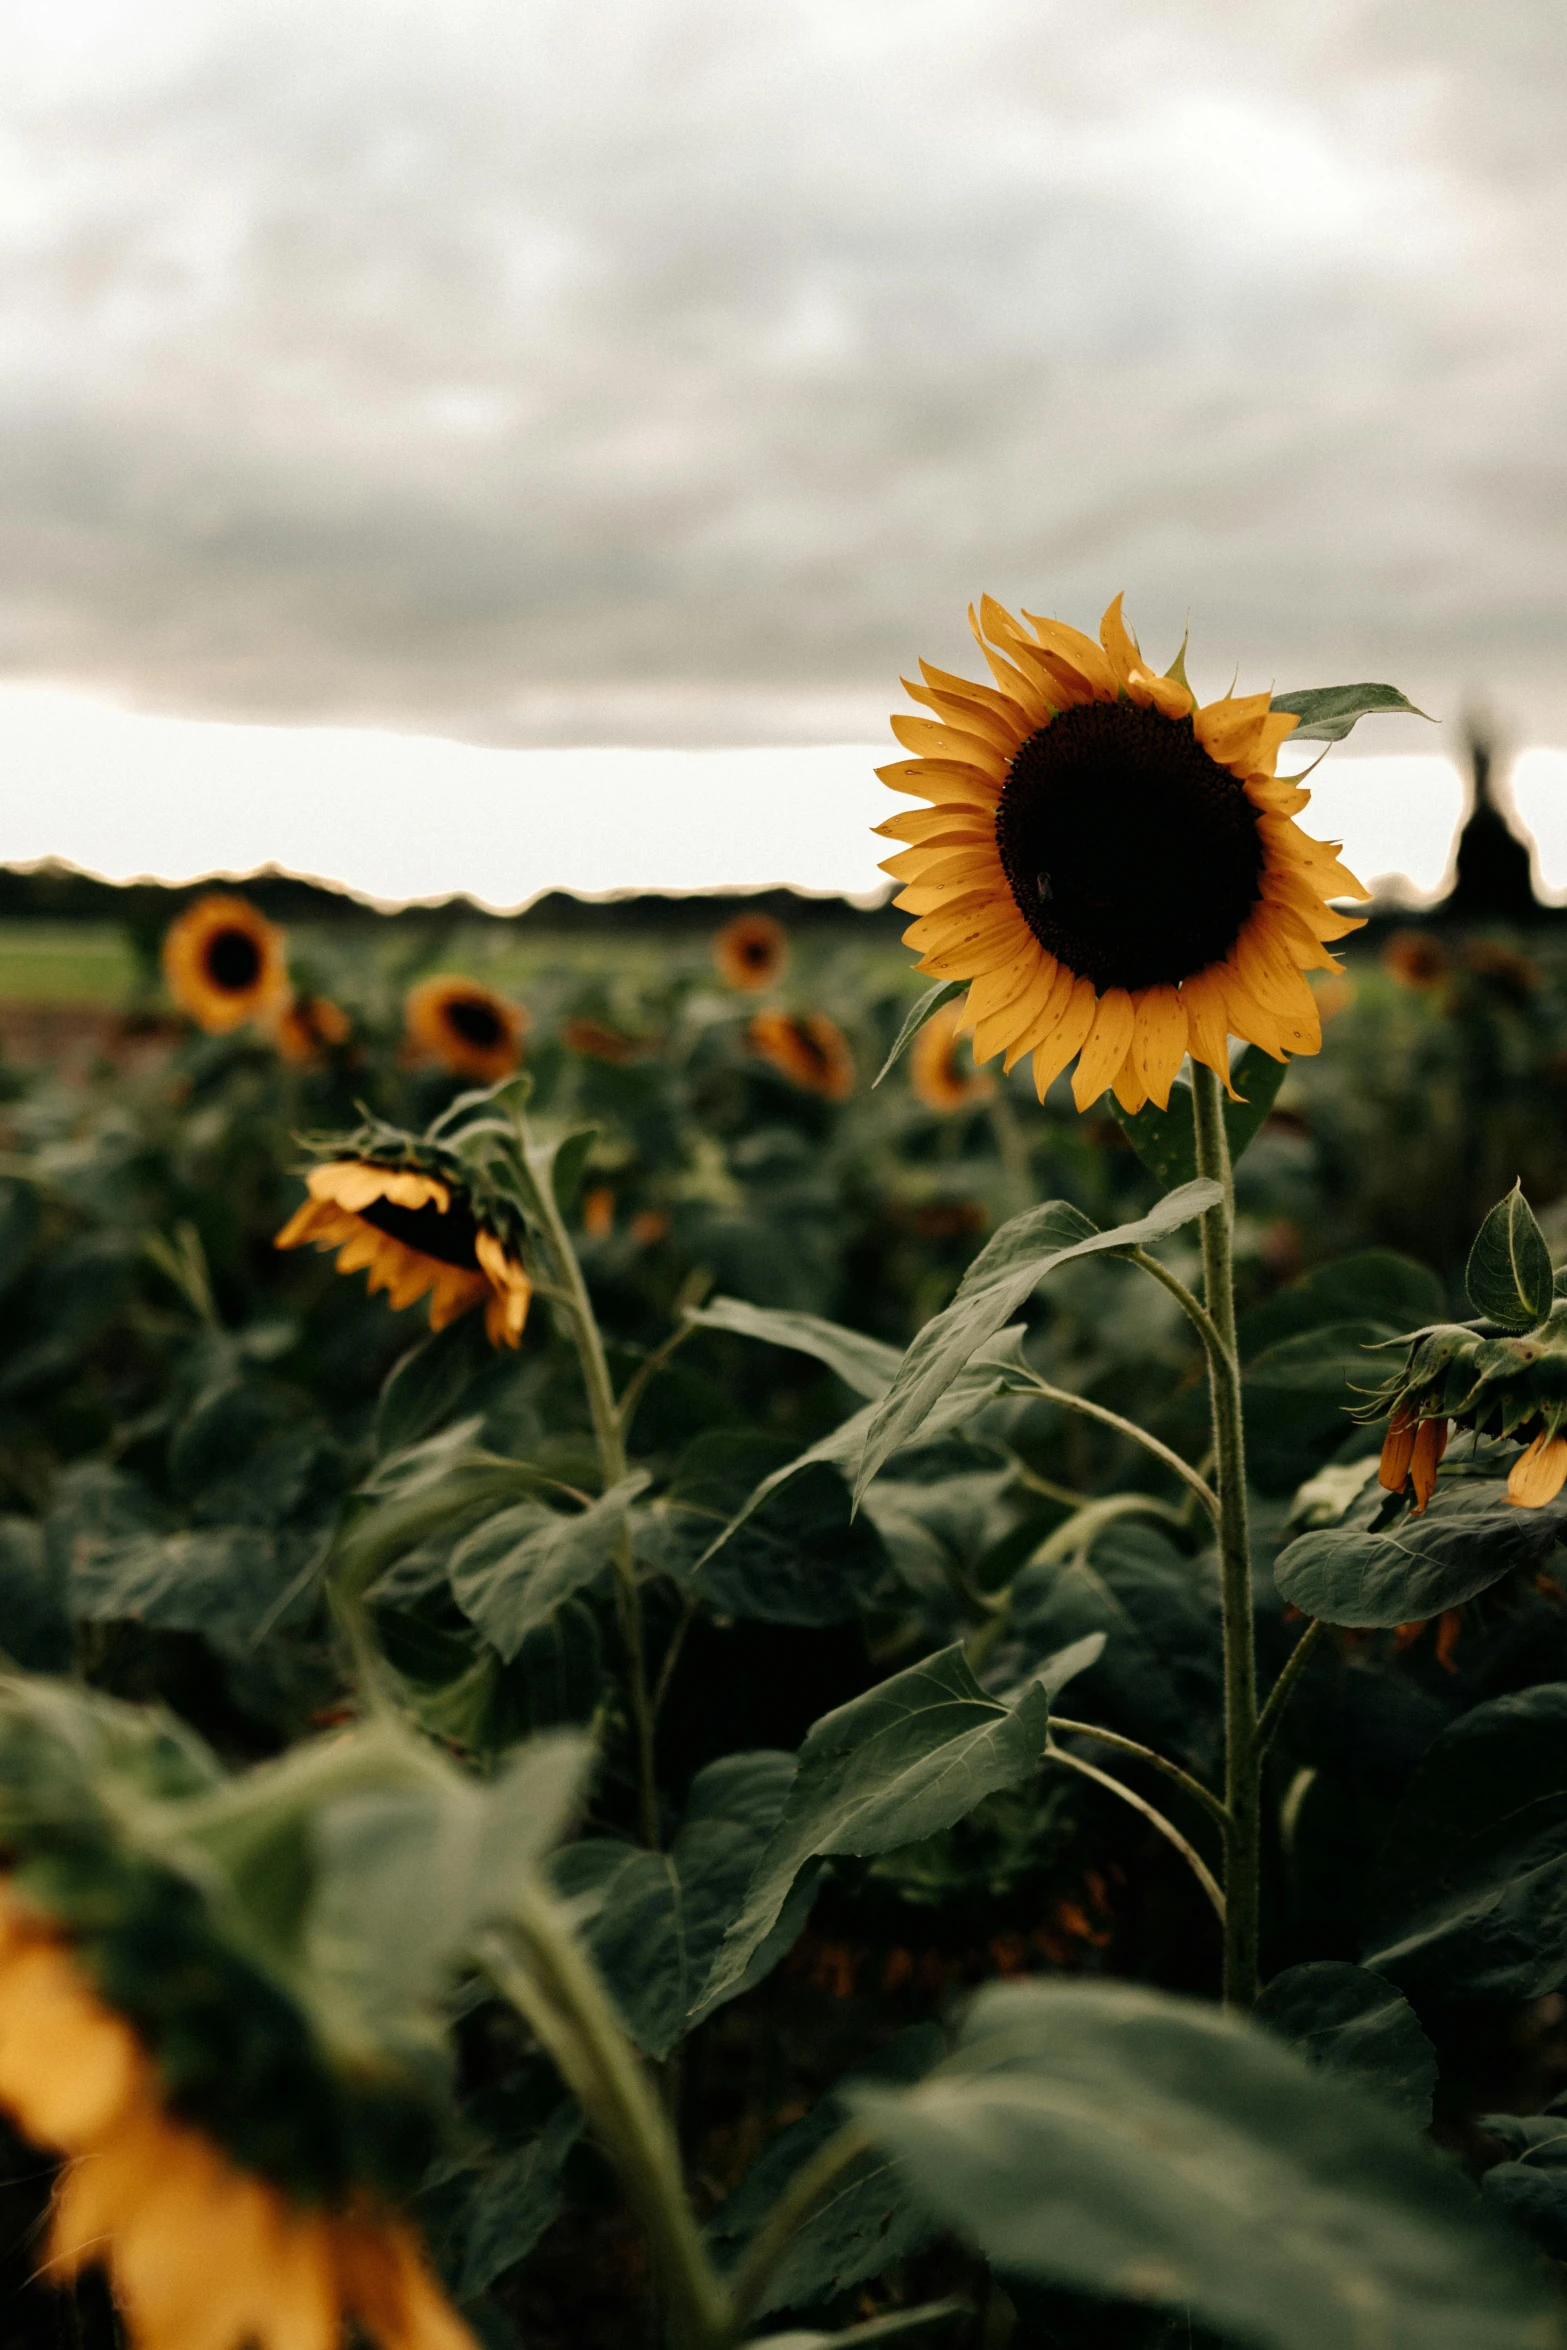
[{"left": 1189, "top": 1058, "right": 1260, "bottom": 2009}]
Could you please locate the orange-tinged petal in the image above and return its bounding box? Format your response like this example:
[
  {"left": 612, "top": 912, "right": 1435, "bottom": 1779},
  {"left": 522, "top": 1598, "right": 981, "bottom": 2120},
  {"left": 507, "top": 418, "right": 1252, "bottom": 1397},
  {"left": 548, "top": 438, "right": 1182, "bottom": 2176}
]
[
  {"left": 973, "top": 958, "right": 1058, "bottom": 1062},
  {"left": 889, "top": 714, "right": 1008, "bottom": 779},
  {"left": 1132, "top": 985, "right": 1189, "bottom": 1110},
  {"left": 876, "top": 758, "right": 1002, "bottom": 809},
  {"left": 1409, "top": 1416, "right": 1450, "bottom": 1514},
  {"left": 965, "top": 941, "right": 1045, "bottom": 1029},
  {"left": 1022, "top": 612, "right": 1117, "bottom": 696},
  {"left": 0, "top": 1942, "right": 145, "bottom": 2149},
  {"left": 1031, "top": 977, "right": 1097, "bottom": 1099},
  {"left": 1097, "top": 593, "right": 1142, "bottom": 691},
  {"left": 874, "top": 806, "right": 994, "bottom": 845},
  {"left": 1508, "top": 1432, "right": 1567, "bottom": 1510},
  {"left": 1379, "top": 1404, "right": 1419, "bottom": 1495},
  {"left": 1071, "top": 986, "right": 1136, "bottom": 1111}
]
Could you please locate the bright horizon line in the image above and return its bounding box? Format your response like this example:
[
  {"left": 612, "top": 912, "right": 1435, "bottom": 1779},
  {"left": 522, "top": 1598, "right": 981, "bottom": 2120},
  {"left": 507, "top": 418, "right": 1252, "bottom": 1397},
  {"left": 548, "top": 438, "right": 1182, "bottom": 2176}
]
[{"left": 0, "top": 678, "right": 1561, "bottom": 918}]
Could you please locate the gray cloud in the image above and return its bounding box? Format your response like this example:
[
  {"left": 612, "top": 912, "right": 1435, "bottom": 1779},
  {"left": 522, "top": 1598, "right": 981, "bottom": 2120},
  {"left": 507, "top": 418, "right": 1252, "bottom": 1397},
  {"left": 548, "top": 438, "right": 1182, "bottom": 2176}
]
[{"left": 0, "top": 0, "right": 1563, "bottom": 749}]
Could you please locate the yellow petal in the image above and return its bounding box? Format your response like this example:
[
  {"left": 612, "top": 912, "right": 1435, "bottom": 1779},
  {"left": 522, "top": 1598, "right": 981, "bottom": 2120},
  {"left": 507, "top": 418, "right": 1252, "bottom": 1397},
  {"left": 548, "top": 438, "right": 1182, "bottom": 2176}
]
[
  {"left": 1004, "top": 959, "right": 1078, "bottom": 1070},
  {"left": 973, "top": 957, "right": 1059, "bottom": 1062},
  {"left": 1097, "top": 593, "right": 1142, "bottom": 691},
  {"left": 1022, "top": 612, "right": 1117, "bottom": 696},
  {"left": 1132, "top": 985, "right": 1189, "bottom": 1110},
  {"left": 1110, "top": 1046, "right": 1148, "bottom": 1114},
  {"left": 889, "top": 713, "right": 1008, "bottom": 779},
  {"left": 1508, "top": 1432, "right": 1567, "bottom": 1509},
  {"left": 1031, "top": 977, "right": 1097, "bottom": 1099},
  {"left": 1178, "top": 969, "right": 1239, "bottom": 1095},
  {"left": 1071, "top": 987, "right": 1136, "bottom": 1111},
  {"left": 965, "top": 941, "right": 1045, "bottom": 1029},
  {"left": 874, "top": 806, "right": 995, "bottom": 845}
]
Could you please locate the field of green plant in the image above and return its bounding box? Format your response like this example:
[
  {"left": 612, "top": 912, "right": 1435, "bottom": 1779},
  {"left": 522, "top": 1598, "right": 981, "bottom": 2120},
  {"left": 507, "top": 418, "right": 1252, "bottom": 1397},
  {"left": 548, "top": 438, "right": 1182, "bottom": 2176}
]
[{"left": 5, "top": 868, "right": 1567, "bottom": 2350}]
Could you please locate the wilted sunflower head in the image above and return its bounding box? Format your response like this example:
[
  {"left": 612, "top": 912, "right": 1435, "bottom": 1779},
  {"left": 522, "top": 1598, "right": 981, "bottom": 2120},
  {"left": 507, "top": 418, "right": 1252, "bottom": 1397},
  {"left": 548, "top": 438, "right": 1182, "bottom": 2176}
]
[
  {"left": 276, "top": 1150, "right": 531, "bottom": 1348},
  {"left": 404, "top": 976, "right": 527, "bottom": 1083},
  {"left": 910, "top": 999, "right": 995, "bottom": 1113},
  {"left": 714, "top": 912, "right": 789, "bottom": 992},
  {"left": 162, "top": 895, "right": 290, "bottom": 1034},
  {"left": 749, "top": 1009, "right": 856, "bottom": 1100},
  {"left": 1366, "top": 1303, "right": 1567, "bottom": 1514},
  {"left": 268, "top": 991, "right": 352, "bottom": 1064},
  {"left": 876, "top": 596, "right": 1368, "bottom": 1112}
]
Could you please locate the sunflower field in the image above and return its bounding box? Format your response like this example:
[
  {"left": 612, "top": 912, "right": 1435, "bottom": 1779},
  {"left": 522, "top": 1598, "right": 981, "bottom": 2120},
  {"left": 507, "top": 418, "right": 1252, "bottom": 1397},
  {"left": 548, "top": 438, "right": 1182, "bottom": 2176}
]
[{"left": 8, "top": 601, "right": 1567, "bottom": 2350}]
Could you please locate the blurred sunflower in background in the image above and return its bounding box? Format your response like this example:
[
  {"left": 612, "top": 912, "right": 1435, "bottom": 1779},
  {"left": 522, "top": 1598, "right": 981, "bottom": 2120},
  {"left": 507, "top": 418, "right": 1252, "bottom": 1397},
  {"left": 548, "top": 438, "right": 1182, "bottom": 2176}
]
[
  {"left": 910, "top": 998, "right": 995, "bottom": 1112},
  {"left": 750, "top": 1008, "right": 856, "bottom": 1100},
  {"left": 714, "top": 911, "right": 789, "bottom": 992},
  {"left": 0, "top": 1880, "right": 471, "bottom": 2350},
  {"left": 276, "top": 1159, "right": 531, "bottom": 1346},
  {"left": 162, "top": 894, "right": 290, "bottom": 1034},
  {"left": 404, "top": 975, "right": 527, "bottom": 1082},
  {"left": 876, "top": 595, "right": 1368, "bottom": 1111},
  {"left": 268, "top": 991, "right": 352, "bottom": 1064}
]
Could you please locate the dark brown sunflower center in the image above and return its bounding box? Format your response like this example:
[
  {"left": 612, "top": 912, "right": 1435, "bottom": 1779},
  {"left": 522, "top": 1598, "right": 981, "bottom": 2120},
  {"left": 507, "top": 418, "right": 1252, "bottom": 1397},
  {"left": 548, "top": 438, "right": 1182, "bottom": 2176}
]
[
  {"left": 445, "top": 997, "right": 505, "bottom": 1049},
  {"left": 357, "top": 1190, "right": 484, "bottom": 1271},
  {"left": 787, "top": 1020, "right": 831, "bottom": 1077},
  {"left": 204, "top": 927, "right": 263, "bottom": 992},
  {"left": 741, "top": 938, "right": 771, "bottom": 967},
  {"left": 995, "top": 701, "right": 1265, "bottom": 992}
]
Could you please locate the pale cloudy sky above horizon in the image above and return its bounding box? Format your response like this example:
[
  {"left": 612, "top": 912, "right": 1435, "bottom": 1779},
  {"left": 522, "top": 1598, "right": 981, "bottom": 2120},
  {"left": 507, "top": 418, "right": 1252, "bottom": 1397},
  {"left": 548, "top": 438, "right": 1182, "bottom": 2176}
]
[{"left": 2, "top": 0, "right": 1565, "bottom": 780}]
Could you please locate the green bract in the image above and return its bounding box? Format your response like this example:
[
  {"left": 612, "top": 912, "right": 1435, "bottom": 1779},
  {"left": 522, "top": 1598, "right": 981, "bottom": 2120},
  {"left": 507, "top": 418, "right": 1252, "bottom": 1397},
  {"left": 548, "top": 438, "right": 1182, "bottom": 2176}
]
[{"left": 1359, "top": 1301, "right": 1567, "bottom": 1447}]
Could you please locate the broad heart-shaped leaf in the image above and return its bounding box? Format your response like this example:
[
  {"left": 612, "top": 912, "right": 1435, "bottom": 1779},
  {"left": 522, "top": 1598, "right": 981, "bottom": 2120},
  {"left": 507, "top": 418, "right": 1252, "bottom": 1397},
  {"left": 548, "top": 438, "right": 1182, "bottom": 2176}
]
[
  {"left": 1255, "top": 1962, "right": 1437, "bottom": 2128},
  {"left": 449, "top": 1472, "right": 651, "bottom": 1659},
  {"left": 69, "top": 1526, "right": 313, "bottom": 1656},
  {"left": 1466, "top": 1183, "right": 1554, "bottom": 1331},
  {"left": 1111, "top": 1045, "right": 1288, "bottom": 1190},
  {"left": 850, "top": 1980, "right": 1557, "bottom": 2350},
  {"left": 854, "top": 1182, "right": 1221, "bottom": 1501},
  {"left": 446, "top": 2100, "right": 583, "bottom": 2299},
  {"left": 1270, "top": 682, "right": 1434, "bottom": 742},
  {"left": 706, "top": 2025, "right": 945, "bottom": 2313},
  {"left": 693, "top": 1329, "right": 1032, "bottom": 1573},
  {"left": 1274, "top": 1472, "right": 1567, "bottom": 1628},
  {"left": 873, "top": 979, "right": 966, "bottom": 1088},
  {"left": 1364, "top": 1684, "right": 1567, "bottom": 2003},
  {"left": 698, "top": 1640, "right": 1088, "bottom": 2017},
  {"left": 688, "top": 1297, "right": 902, "bottom": 1399},
  {"left": 692, "top": 1462, "right": 887, "bottom": 1628},
  {"left": 553, "top": 1751, "right": 796, "bottom": 2055}
]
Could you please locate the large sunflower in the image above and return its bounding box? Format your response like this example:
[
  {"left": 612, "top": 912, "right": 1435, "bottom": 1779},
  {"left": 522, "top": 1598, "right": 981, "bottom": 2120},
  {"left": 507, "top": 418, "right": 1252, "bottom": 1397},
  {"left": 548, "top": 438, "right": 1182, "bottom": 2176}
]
[
  {"left": 405, "top": 976, "right": 527, "bottom": 1083},
  {"left": 876, "top": 596, "right": 1368, "bottom": 1111},
  {"left": 276, "top": 1160, "right": 531, "bottom": 1347},
  {"left": 162, "top": 895, "right": 290, "bottom": 1034},
  {"left": 0, "top": 1880, "right": 470, "bottom": 2350}
]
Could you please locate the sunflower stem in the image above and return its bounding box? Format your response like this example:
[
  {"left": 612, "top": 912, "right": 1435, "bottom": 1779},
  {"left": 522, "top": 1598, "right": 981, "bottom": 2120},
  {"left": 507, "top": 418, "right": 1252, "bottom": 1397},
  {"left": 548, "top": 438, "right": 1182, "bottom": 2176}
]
[
  {"left": 522, "top": 1125, "right": 660, "bottom": 1850},
  {"left": 1189, "top": 1056, "right": 1259, "bottom": 2010}
]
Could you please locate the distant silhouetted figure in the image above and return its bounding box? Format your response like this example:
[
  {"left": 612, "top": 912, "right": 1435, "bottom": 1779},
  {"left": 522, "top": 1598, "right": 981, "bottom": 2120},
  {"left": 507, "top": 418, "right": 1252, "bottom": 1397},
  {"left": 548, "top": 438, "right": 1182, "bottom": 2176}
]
[{"left": 1443, "top": 722, "right": 1538, "bottom": 921}]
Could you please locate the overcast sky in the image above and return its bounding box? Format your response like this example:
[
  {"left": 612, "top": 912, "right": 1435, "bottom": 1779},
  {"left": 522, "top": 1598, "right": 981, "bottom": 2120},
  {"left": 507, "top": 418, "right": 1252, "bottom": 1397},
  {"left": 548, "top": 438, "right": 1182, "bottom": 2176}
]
[{"left": 2, "top": 0, "right": 1563, "bottom": 774}]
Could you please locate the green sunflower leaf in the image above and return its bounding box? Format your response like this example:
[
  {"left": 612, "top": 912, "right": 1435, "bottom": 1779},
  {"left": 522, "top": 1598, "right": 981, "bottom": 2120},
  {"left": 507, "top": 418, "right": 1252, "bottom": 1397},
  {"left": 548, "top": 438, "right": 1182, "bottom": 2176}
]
[
  {"left": 873, "top": 980, "right": 966, "bottom": 1088},
  {"left": 854, "top": 1183, "right": 1221, "bottom": 1500},
  {"left": 688, "top": 1296, "right": 902, "bottom": 1398},
  {"left": 1255, "top": 1961, "right": 1438, "bottom": 2128},
  {"left": 1466, "top": 1182, "right": 1554, "bottom": 1330},
  {"left": 1110, "top": 1045, "right": 1288, "bottom": 1189},
  {"left": 696, "top": 1636, "right": 1099, "bottom": 2019},
  {"left": 1274, "top": 1471, "right": 1567, "bottom": 1628},
  {"left": 1270, "top": 683, "right": 1434, "bottom": 742},
  {"left": 1365, "top": 1683, "right": 1567, "bottom": 2003},
  {"left": 448, "top": 1471, "right": 651, "bottom": 1659},
  {"left": 848, "top": 1979, "right": 1555, "bottom": 2350}
]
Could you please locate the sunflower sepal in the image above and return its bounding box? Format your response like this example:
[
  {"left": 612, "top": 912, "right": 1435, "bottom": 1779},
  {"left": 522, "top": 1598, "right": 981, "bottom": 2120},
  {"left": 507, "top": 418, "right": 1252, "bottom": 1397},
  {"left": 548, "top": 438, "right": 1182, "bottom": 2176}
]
[
  {"left": 873, "top": 979, "right": 966, "bottom": 1088},
  {"left": 1268, "top": 682, "right": 1434, "bottom": 744},
  {"left": 1365, "top": 1299, "right": 1567, "bottom": 1514}
]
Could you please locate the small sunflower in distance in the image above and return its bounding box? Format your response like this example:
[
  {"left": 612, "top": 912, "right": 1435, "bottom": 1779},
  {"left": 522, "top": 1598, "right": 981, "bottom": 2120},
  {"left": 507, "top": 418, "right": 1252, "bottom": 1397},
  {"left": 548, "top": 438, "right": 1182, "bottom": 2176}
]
[
  {"left": 405, "top": 976, "right": 527, "bottom": 1083},
  {"left": 269, "top": 991, "right": 352, "bottom": 1064},
  {"left": 910, "top": 999, "right": 995, "bottom": 1112},
  {"left": 162, "top": 894, "right": 290, "bottom": 1034},
  {"left": 277, "top": 1159, "right": 531, "bottom": 1347},
  {"left": 750, "top": 1009, "right": 856, "bottom": 1100},
  {"left": 876, "top": 596, "right": 1368, "bottom": 1110},
  {"left": 714, "top": 912, "right": 789, "bottom": 992}
]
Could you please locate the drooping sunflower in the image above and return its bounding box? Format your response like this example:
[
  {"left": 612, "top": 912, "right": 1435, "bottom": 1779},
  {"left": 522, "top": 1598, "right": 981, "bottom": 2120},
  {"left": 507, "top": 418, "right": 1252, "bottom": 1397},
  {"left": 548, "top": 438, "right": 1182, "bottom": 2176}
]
[
  {"left": 750, "top": 1009, "right": 856, "bottom": 1101},
  {"left": 0, "top": 1880, "right": 471, "bottom": 2350},
  {"left": 162, "top": 894, "right": 291, "bottom": 1034},
  {"left": 1368, "top": 1305, "right": 1567, "bottom": 1514},
  {"left": 404, "top": 976, "right": 527, "bottom": 1083},
  {"left": 714, "top": 912, "right": 789, "bottom": 992},
  {"left": 268, "top": 991, "right": 353, "bottom": 1064},
  {"left": 276, "top": 1158, "right": 531, "bottom": 1347},
  {"left": 910, "top": 999, "right": 996, "bottom": 1112},
  {"left": 876, "top": 596, "right": 1368, "bottom": 1110}
]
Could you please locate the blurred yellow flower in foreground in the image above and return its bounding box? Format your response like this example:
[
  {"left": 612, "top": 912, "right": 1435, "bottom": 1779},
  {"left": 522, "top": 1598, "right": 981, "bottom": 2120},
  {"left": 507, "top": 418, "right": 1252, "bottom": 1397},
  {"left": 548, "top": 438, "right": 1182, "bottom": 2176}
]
[{"left": 0, "top": 1881, "right": 472, "bottom": 2350}]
